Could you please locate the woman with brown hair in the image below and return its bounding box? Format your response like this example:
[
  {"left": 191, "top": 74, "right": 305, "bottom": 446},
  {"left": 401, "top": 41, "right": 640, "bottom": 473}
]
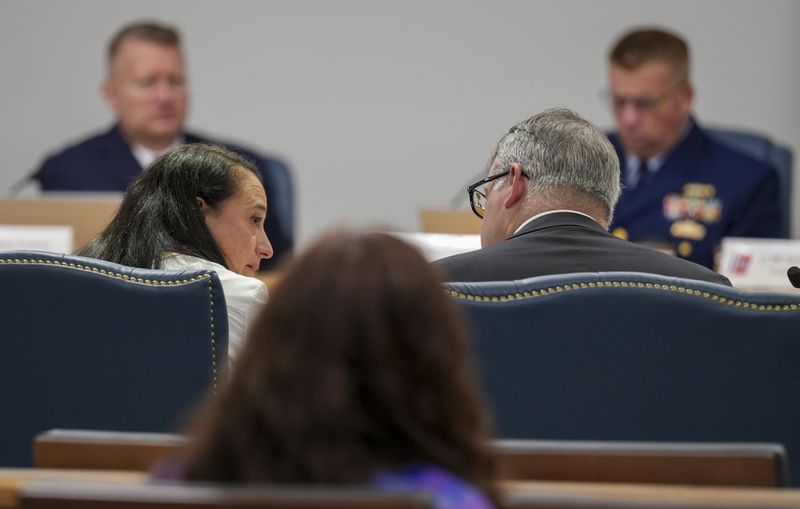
[{"left": 175, "top": 231, "right": 497, "bottom": 509}]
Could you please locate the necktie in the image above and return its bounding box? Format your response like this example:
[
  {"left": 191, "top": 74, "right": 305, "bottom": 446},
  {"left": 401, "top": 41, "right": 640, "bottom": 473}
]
[
  {"left": 627, "top": 159, "right": 650, "bottom": 190},
  {"left": 638, "top": 159, "right": 652, "bottom": 187}
]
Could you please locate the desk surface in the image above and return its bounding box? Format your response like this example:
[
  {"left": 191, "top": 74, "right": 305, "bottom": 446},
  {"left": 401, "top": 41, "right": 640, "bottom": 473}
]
[
  {"left": 0, "top": 196, "right": 120, "bottom": 252},
  {"left": 504, "top": 480, "right": 800, "bottom": 507},
  {"left": 0, "top": 469, "right": 145, "bottom": 508},
  {"left": 255, "top": 271, "right": 282, "bottom": 289},
  {"left": 5, "top": 471, "right": 800, "bottom": 509},
  {"left": 419, "top": 208, "right": 481, "bottom": 235}
]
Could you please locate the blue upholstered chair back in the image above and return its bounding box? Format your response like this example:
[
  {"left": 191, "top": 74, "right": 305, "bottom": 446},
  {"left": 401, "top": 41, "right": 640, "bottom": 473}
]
[
  {"left": 261, "top": 157, "right": 294, "bottom": 245},
  {"left": 707, "top": 128, "right": 793, "bottom": 237},
  {"left": 446, "top": 272, "right": 800, "bottom": 485},
  {"left": 259, "top": 156, "right": 294, "bottom": 268},
  {"left": 0, "top": 251, "right": 229, "bottom": 466}
]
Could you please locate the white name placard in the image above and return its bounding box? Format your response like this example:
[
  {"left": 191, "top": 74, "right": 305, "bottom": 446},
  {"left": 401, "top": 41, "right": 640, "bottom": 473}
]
[
  {"left": 718, "top": 237, "right": 800, "bottom": 291},
  {"left": 0, "top": 225, "right": 73, "bottom": 254}
]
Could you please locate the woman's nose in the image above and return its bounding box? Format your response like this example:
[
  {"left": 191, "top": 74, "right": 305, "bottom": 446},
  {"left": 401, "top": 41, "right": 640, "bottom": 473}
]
[{"left": 257, "top": 227, "right": 274, "bottom": 260}]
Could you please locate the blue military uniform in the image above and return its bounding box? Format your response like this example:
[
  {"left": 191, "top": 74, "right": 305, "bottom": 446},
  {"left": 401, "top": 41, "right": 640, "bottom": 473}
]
[
  {"left": 37, "top": 125, "right": 293, "bottom": 269},
  {"left": 608, "top": 119, "right": 782, "bottom": 269}
]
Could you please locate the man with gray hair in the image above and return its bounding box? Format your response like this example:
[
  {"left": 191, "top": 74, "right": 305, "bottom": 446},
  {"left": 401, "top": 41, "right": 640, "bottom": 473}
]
[{"left": 436, "top": 108, "right": 730, "bottom": 285}]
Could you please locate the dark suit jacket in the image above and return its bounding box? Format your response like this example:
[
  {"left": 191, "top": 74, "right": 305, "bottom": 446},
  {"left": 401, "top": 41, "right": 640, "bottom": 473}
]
[
  {"left": 435, "top": 212, "right": 731, "bottom": 286},
  {"left": 37, "top": 125, "right": 293, "bottom": 269},
  {"left": 608, "top": 119, "right": 782, "bottom": 269}
]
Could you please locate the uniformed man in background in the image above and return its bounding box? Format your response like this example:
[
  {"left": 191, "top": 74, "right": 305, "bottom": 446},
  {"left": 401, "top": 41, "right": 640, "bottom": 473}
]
[{"left": 605, "top": 27, "right": 782, "bottom": 269}]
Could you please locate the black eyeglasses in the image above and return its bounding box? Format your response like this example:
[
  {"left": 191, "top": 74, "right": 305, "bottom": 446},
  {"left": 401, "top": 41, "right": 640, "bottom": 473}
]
[{"left": 466, "top": 171, "right": 510, "bottom": 219}]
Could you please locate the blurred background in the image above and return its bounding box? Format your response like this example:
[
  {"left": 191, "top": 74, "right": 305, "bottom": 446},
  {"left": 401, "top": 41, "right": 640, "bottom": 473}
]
[{"left": 1, "top": 0, "right": 798, "bottom": 243}]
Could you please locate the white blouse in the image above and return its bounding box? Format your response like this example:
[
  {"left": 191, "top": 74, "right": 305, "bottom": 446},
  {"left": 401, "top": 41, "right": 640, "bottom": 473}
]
[{"left": 161, "top": 252, "right": 268, "bottom": 362}]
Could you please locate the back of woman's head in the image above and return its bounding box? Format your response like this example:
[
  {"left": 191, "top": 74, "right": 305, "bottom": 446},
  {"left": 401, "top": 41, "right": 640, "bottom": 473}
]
[
  {"left": 79, "top": 144, "right": 259, "bottom": 269},
  {"left": 185, "top": 230, "right": 495, "bottom": 493}
]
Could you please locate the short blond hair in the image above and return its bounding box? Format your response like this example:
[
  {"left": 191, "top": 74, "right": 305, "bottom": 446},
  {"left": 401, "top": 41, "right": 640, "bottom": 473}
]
[{"left": 108, "top": 21, "right": 180, "bottom": 65}]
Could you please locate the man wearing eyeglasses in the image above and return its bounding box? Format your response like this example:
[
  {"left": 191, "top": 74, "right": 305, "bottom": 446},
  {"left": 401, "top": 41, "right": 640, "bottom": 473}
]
[
  {"left": 435, "top": 108, "right": 730, "bottom": 286},
  {"left": 606, "top": 28, "right": 782, "bottom": 269}
]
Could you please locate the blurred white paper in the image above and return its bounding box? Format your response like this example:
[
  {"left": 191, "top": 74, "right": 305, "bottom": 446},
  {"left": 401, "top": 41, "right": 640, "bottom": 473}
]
[{"left": 0, "top": 225, "right": 73, "bottom": 254}]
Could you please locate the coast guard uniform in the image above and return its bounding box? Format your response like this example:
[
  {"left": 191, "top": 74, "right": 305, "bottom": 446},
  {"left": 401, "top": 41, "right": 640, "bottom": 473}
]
[{"left": 608, "top": 118, "right": 782, "bottom": 269}]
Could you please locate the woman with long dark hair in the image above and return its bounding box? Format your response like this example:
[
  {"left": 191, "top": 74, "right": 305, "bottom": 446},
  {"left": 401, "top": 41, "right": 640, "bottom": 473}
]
[
  {"left": 80, "top": 144, "right": 273, "bottom": 359},
  {"left": 178, "top": 231, "right": 497, "bottom": 509}
]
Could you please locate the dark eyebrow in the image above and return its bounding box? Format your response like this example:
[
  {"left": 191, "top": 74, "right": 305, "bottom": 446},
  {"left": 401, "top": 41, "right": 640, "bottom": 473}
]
[{"left": 246, "top": 200, "right": 267, "bottom": 212}]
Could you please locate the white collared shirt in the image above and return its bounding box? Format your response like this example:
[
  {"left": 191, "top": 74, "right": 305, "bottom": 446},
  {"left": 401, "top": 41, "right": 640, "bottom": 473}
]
[
  {"left": 513, "top": 209, "right": 598, "bottom": 235},
  {"left": 623, "top": 118, "right": 693, "bottom": 188},
  {"left": 624, "top": 152, "right": 666, "bottom": 188},
  {"left": 130, "top": 137, "right": 183, "bottom": 169}
]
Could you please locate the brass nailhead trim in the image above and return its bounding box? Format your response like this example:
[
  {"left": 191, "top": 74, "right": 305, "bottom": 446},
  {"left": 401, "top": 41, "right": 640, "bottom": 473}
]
[
  {"left": 446, "top": 279, "right": 799, "bottom": 312},
  {"left": 207, "top": 278, "right": 218, "bottom": 393},
  {"left": 0, "top": 258, "right": 208, "bottom": 286}
]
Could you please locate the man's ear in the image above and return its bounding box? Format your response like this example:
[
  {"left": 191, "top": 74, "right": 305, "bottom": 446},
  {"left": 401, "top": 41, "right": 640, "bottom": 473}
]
[
  {"left": 102, "top": 77, "right": 118, "bottom": 113},
  {"left": 196, "top": 197, "right": 207, "bottom": 212},
  {"left": 503, "top": 163, "right": 527, "bottom": 209},
  {"left": 681, "top": 83, "right": 694, "bottom": 116}
]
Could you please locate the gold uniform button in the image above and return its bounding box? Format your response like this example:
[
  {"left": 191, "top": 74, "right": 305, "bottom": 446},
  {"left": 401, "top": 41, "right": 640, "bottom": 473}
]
[{"left": 677, "top": 241, "right": 693, "bottom": 258}]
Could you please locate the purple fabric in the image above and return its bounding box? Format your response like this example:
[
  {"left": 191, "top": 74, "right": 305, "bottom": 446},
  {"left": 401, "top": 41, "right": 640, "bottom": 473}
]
[
  {"left": 374, "top": 465, "right": 493, "bottom": 509},
  {"left": 149, "top": 455, "right": 187, "bottom": 481},
  {"left": 151, "top": 459, "right": 493, "bottom": 509}
]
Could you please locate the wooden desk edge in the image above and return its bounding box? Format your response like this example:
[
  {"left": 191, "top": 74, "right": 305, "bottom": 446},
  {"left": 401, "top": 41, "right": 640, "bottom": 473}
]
[{"left": 5, "top": 472, "right": 800, "bottom": 508}]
